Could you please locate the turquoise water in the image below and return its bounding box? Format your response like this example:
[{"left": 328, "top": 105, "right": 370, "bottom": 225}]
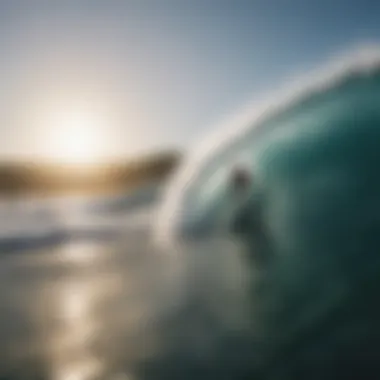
[{"left": 156, "top": 57, "right": 380, "bottom": 379}]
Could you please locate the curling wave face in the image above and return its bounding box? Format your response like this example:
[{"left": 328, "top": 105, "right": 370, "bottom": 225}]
[
  {"left": 153, "top": 46, "right": 380, "bottom": 378},
  {"left": 154, "top": 45, "right": 380, "bottom": 248}
]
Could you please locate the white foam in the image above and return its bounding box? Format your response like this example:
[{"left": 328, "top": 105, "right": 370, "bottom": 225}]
[{"left": 0, "top": 194, "right": 156, "bottom": 242}]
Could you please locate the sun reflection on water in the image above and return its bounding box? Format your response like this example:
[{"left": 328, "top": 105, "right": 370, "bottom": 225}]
[
  {"left": 22, "top": 227, "right": 176, "bottom": 380},
  {"left": 48, "top": 244, "right": 106, "bottom": 380}
]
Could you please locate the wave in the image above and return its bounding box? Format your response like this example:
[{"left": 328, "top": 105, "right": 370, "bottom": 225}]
[{"left": 154, "top": 43, "right": 380, "bottom": 247}]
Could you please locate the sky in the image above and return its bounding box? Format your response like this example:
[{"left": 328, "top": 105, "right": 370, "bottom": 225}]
[{"left": 1, "top": 0, "right": 380, "bottom": 163}]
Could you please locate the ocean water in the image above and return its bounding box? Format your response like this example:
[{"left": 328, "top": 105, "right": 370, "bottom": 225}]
[
  {"left": 0, "top": 188, "right": 253, "bottom": 380},
  {"left": 0, "top": 192, "right": 150, "bottom": 379}
]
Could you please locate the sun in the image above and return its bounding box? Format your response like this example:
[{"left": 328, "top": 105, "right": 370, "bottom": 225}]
[
  {"left": 42, "top": 104, "right": 108, "bottom": 164},
  {"left": 25, "top": 90, "right": 122, "bottom": 164}
]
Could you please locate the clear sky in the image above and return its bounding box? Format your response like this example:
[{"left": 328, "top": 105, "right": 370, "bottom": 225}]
[{"left": 1, "top": 0, "right": 380, "bottom": 163}]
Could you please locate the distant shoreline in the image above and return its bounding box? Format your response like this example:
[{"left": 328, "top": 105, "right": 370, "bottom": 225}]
[{"left": 0, "top": 150, "right": 181, "bottom": 197}]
